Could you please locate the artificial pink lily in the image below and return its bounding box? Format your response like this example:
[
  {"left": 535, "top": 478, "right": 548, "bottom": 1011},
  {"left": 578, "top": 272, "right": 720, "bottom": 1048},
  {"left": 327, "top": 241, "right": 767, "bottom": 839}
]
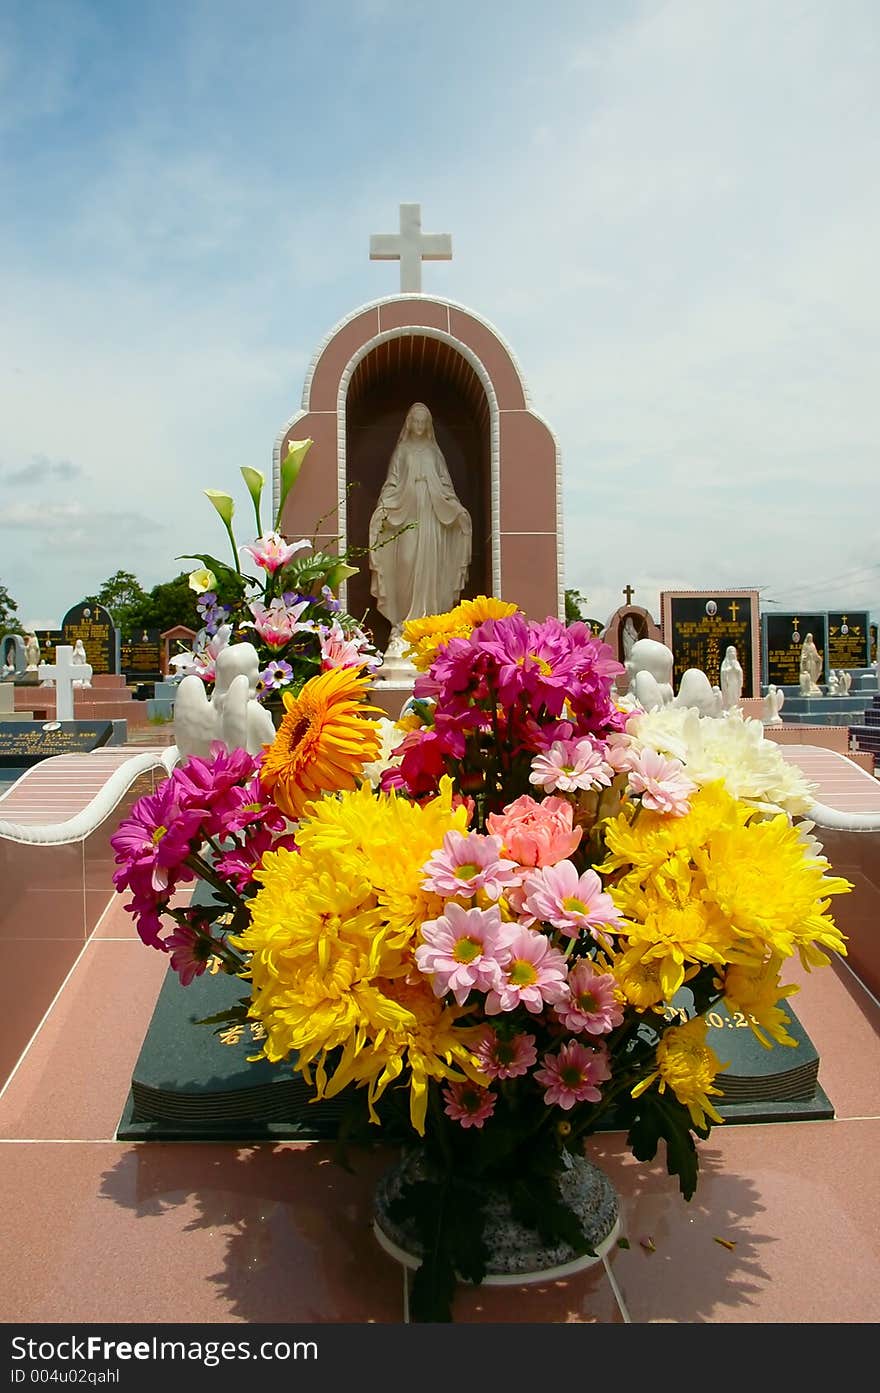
[{"left": 240, "top": 531, "right": 311, "bottom": 575}]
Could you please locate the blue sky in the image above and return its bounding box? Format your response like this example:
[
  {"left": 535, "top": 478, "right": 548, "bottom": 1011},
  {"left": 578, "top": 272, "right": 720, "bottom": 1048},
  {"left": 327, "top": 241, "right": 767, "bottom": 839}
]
[{"left": 1, "top": 0, "right": 878, "bottom": 633}]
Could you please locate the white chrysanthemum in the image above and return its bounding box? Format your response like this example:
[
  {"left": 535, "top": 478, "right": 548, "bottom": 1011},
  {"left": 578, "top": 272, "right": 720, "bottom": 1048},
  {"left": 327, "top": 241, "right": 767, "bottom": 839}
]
[
  {"left": 625, "top": 707, "right": 816, "bottom": 818},
  {"left": 361, "top": 716, "right": 406, "bottom": 788}
]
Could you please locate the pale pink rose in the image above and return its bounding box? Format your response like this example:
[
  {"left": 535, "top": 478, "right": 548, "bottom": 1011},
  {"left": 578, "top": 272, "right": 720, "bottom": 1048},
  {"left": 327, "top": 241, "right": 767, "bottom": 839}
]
[{"left": 486, "top": 794, "right": 582, "bottom": 868}]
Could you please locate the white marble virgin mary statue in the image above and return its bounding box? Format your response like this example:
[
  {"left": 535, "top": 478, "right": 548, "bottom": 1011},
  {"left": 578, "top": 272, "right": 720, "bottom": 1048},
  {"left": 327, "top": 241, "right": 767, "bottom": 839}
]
[{"left": 369, "top": 402, "right": 471, "bottom": 642}]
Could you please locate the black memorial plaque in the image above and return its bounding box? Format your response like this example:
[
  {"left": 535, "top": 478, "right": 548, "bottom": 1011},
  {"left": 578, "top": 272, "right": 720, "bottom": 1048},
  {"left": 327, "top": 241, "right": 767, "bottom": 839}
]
[
  {"left": 0, "top": 720, "right": 113, "bottom": 768},
  {"left": 121, "top": 628, "right": 162, "bottom": 681},
  {"left": 763, "top": 612, "right": 826, "bottom": 688},
  {"left": 32, "top": 629, "right": 63, "bottom": 665},
  {"left": 827, "top": 611, "right": 870, "bottom": 669},
  {"left": 61, "top": 601, "right": 117, "bottom": 675},
  {"left": 667, "top": 593, "right": 755, "bottom": 695},
  {"left": 871, "top": 624, "right": 878, "bottom": 665}
]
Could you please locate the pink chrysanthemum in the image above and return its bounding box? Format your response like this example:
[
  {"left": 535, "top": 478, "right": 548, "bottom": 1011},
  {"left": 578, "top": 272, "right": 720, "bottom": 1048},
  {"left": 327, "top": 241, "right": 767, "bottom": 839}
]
[
  {"left": 521, "top": 860, "right": 622, "bottom": 940},
  {"left": 442, "top": 1082, "right": 497, "bottom": 1130},
  {"left": 628, "top": 748, "right": 696, "bottom": 816},
  {"left": 533, "top": 1040, "right": 612, "bottom": 1110},
  {"left": 163, "top": 921, "right": 218, "bottom": 987},
  {"left": 421, "top": 830, "right": 521, "bottom": 900},
  {"left": 529, "top": 738, "right": 613, "bottom": 794},
  {"left": 414, "top": 902, "right": 508, "bottom": 1005},
  {"left": 484, "top": 924, "right": 568, "bottom": 1015},
  {"left": 472, "top": 1029, "right": 538, "bottom": 1079},
  {"left": 554, "top": 962, "right": 624, "bottom": 1035}
]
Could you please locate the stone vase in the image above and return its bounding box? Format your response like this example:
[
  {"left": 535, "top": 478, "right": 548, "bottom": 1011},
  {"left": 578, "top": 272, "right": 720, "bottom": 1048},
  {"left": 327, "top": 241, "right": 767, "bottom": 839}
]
[{"left": 373, "top": 1145, "right": 620, "bottom": 1286}]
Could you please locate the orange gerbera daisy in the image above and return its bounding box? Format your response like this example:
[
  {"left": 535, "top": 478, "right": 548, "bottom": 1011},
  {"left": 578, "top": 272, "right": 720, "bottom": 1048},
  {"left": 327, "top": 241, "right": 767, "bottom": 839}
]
[{"left": 260, "top": 667, "right": 384, "bottom": 819}]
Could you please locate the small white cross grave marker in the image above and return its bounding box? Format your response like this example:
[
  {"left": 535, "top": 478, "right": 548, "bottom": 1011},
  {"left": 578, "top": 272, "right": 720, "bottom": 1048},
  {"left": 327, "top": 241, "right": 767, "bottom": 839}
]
[
  {"left": 369, "top": 203, "right": 452, "bottom": 293},
  {"left": 37, "top": 645, "right": 93, "bottom": 722}
]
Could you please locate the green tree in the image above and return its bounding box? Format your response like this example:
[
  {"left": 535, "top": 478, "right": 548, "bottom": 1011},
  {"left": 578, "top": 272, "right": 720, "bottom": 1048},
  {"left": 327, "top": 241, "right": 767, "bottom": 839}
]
[
  {"left": 564, "top": 588, "right": 590, "bottom": 624},
  {"left": 94, "top": 570, "right": 149, "bottom": 634},
  {"left": 136, "top": 572, "right": 203, "bottom": 635},
  {"left": 0, "top": 581, "right": 23, "bottom": 635}
]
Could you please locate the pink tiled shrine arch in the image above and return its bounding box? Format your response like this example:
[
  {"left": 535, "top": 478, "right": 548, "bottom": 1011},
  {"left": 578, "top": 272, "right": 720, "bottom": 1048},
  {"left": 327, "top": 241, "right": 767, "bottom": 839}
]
[{"left": 273, "top": 295, "right": 563, "bottom": 644}]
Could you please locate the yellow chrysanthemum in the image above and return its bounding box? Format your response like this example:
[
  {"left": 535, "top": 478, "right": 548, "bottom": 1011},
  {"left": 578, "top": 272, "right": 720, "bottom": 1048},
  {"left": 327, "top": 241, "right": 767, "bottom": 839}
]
[
  {"left": 454, "top": 595, "right": 519, "bottom": 627},
  {"left": 402, "top": 595, "right": 519, "bottom": 669},
  {"left": 718, "top": 956, "right": 800, "bottom": 1048},
  {"left": 610, "top": 948, "right": 667, "bottom": 1010},
  {"left": 601, "top": 783, "right": 748, "bottom": 905},
  {"left": 322, "top": 977, "right": 488, "bottom": 1134},
  {"left": 259, "top": 666, "right": 384, "bottom": 819},
  {"left": 631, "top": 1016, "right": 728, "bottom": 1129},
  {"left": 696, "top": 813, "right": 850, "bottom": 968},
  {"left": 617, "top": 896, "right": 731, "bottom": 999},
  {"left": 234, "top": 779, "right": 474, "bottom": 1133}
]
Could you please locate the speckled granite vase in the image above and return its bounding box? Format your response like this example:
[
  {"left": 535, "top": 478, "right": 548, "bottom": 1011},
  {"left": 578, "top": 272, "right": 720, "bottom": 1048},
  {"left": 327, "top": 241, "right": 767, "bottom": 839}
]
[{"left": 373, "top": 1147, "right": 621, "bottom": 1286}]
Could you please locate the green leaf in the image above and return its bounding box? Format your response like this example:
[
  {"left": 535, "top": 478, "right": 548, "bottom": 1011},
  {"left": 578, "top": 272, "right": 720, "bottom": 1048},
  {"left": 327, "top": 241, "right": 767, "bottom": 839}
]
[{"left": 626, "top": 1092, "right": 704, "bottom": 1201}]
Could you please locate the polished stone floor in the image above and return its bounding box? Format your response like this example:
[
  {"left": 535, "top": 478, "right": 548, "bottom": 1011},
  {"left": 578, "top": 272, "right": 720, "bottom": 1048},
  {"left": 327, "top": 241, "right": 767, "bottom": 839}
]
[{"left": 1, "top": 889, "right": 878, "bottom": 1324}]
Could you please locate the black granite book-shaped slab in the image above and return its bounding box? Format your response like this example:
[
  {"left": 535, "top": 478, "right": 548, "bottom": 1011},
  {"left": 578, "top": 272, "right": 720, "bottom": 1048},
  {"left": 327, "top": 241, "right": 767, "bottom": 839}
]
[{"left": 117, "top": 959, "right": 833, "bottom": 1142}]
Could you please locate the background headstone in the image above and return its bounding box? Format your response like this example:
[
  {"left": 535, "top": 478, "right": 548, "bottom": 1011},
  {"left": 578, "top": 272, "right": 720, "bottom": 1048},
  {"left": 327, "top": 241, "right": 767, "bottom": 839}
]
[
  {"left": 121, "top": 628, "right": 162, "bottom": 683},
  {"left": 763, "top": 612, "right": 827, "bottom": 688},
  {"left": 661, "top": 590, "right": 760, "bottom": 697},
  {"left": 1, "top": 633, "right": 27, "bottom": 678},
  {"left": 61, "top": 601, "right": 118, "bottom": 675},
  {"left": 871, "top": 623, "right": 878, "bottom": 665},
  {"left": 32, "top": 629, "right": 63, "bottom": 665},
  {"left": 0, "top": 720, "right": 113, "bottom": 768},
  {"left": 827, "top": 611, "right": 870, "bottom": 669}
]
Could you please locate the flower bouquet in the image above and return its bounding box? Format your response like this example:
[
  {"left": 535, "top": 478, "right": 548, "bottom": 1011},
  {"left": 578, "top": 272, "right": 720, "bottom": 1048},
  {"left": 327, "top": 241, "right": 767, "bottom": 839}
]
[
  {"left": 112, "top": 597, "right": 850, "bottom": 1323},
  {"left": 171, "top": 439, "right": 380, "bottom": 719}
]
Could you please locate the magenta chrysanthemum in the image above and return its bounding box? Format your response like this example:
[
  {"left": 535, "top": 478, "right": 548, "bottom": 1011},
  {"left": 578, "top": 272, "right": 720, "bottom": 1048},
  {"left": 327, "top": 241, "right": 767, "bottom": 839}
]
[{"left": 110, "top": 779, "right": 205, "bottom": 897}]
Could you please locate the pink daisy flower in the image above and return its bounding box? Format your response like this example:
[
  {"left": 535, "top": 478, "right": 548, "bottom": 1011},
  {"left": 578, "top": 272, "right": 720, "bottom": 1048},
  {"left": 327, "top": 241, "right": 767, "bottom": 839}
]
[
  {"left": 414, "top": 902, "right": 508, "bottom": 1005},
  {"left": 163, "top": 921, "right": 219, "bottom": 987},
  {"left": 554, "top": 961, "right": 624, "bottom": 1035},
  {"left": 421, "top": 830, "right": 521, "bottom": 900},
  {"left": 485, "top": 924, "right": 568, "bottom": 1015},
  {"left": 472, "top": 1029, "right": 538, "bottom": 1079},
  {"left": 442, "top": 1082, "right": 497, "bottom": 1130},
  {"left": 521, "top": 860, "right": 622, "bottom": 941},
  {"left": 627, "top": 748, "right": 696, "bottom": 816},
  {"left": 534, "top": 1041, "right": 612, "bottom": 1110},
  {"left": 529, "top": 738, "right": 613, "bottom": 794},
  {"left": 604, "top": 734, "right": 636, "bottom": 774}
]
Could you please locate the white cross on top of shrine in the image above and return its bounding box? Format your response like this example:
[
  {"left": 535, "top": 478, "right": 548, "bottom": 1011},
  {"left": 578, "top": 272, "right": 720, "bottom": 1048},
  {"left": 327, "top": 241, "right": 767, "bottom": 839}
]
[
  {"left": 37, "top": 645, "right": 92, "bottom": 722},
  {"left": 369, "top": 203, "right": 452, "bottom": 293}
]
